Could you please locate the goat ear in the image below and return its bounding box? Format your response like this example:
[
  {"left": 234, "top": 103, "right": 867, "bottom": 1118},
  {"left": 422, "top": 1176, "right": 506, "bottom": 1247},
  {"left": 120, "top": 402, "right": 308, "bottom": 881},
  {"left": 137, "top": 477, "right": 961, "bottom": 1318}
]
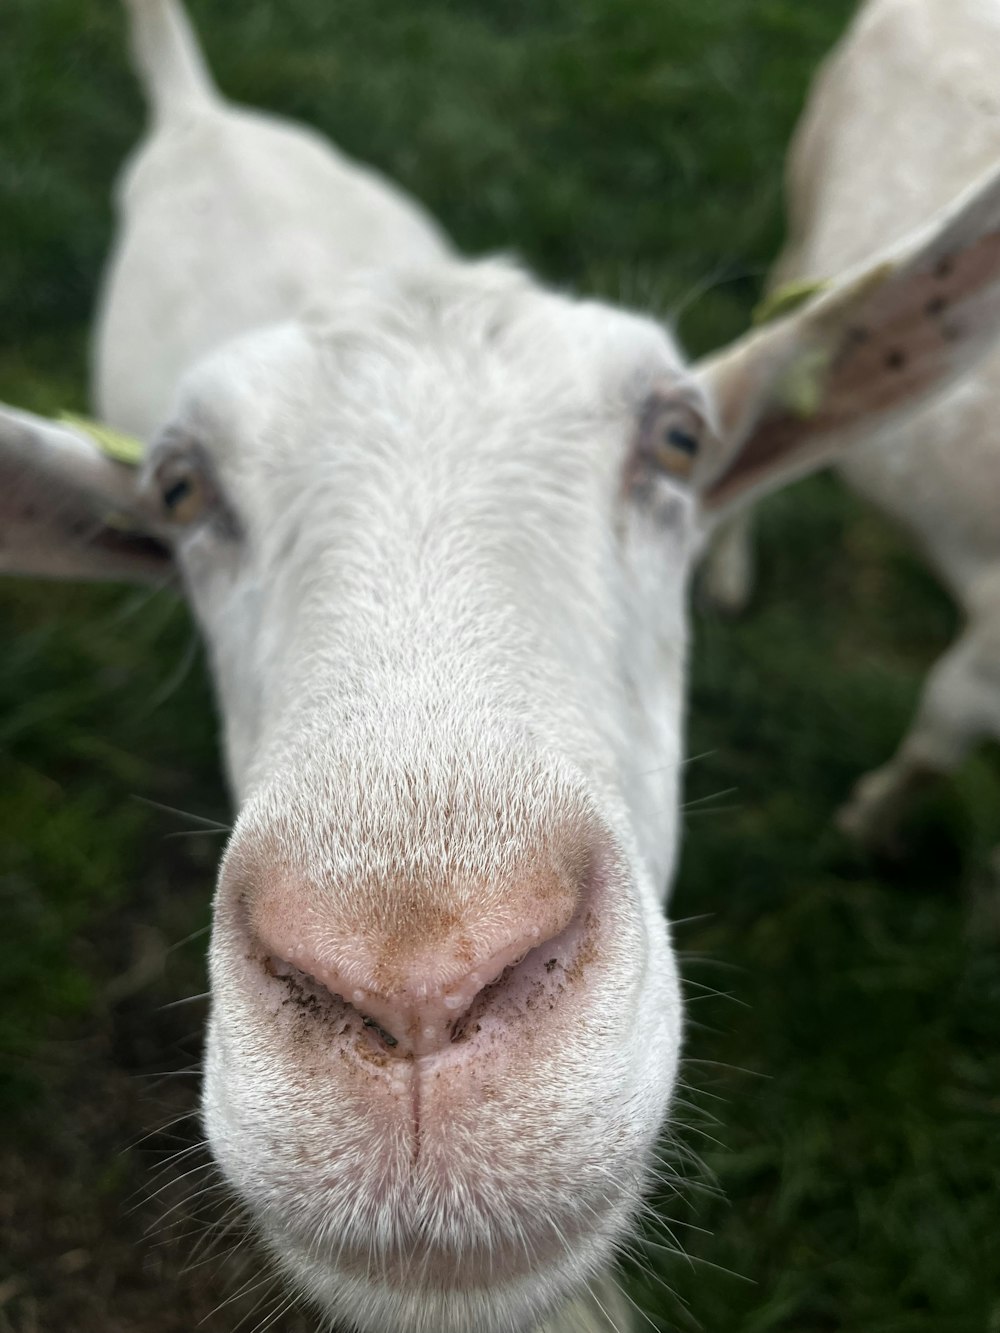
[
  {"left": 0, "top": 404, "right": 172, "bottom": 582},
  {"left": 694, "top": 163, "right": 1000, "bottom": 513}
]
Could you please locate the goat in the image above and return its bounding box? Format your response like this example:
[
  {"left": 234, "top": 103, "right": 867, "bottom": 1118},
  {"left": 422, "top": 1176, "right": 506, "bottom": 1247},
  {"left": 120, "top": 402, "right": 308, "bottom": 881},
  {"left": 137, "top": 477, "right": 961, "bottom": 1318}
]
[
  {"left": 6, "top": 1, "right": 1000, "bottom": 1329},
  {"left": 702, "top": 0, "right": 1000, "bottom": 850}
]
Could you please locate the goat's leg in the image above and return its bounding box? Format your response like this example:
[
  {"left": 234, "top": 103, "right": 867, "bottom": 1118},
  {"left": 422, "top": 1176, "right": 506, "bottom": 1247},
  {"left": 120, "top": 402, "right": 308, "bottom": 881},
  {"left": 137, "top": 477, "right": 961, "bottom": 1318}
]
[
  {"left": 700, "top": 510, "right": 755, "bottom": 614},
  {"left": 837, "top": 606, "right": 1000, "bottom": 849}
]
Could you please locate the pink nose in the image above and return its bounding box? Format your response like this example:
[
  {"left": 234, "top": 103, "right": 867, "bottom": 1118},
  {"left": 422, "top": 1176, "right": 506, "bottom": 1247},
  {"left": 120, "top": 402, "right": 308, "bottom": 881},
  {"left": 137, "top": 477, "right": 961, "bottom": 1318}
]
[{"left": 248, "top": 865, "right": 585, "bottom": 1057}]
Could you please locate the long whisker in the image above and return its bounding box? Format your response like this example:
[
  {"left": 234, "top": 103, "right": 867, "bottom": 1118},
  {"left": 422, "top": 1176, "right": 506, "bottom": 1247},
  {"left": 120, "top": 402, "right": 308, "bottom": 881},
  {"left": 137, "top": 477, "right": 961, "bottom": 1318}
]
[{"left": 131, "top": 795, "right": 231, "bottom": 831}]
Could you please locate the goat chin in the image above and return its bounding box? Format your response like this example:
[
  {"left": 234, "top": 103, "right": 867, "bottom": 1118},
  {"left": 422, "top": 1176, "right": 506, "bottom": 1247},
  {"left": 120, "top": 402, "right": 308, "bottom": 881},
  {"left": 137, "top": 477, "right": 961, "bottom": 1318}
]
[{"left": 271, "top": 1245, "right": 636, "bottom": 1333}]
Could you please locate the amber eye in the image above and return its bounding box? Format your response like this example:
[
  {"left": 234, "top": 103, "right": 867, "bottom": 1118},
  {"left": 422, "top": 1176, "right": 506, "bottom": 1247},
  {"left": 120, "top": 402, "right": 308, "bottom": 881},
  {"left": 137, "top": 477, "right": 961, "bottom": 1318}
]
[
  {"left": 635, "top": 394, "right": 705, "bottom": 482},
  {"left": 661, "top": 423, "right": 700, "bottom": 466},
  {"left": 155, "top": 455, "right": 210, "bottom": 524}
]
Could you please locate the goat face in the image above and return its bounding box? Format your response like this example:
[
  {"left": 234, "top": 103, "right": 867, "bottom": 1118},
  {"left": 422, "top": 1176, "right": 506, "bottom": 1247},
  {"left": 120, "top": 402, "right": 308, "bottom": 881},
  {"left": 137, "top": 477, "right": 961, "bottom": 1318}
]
[{"left": 155, "top": 267, "right": 689, "bottom": 1332}]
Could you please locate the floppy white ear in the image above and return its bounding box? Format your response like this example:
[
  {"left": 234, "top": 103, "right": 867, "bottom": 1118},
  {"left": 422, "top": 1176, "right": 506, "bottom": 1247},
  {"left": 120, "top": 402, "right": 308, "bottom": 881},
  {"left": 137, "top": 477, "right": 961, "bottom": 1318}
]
[
  {"left": 694, "top": 161, "right": 1000, "bottom": 512},
  {"left": 0, "top": 404, "right": 171, "bottom": 582}
]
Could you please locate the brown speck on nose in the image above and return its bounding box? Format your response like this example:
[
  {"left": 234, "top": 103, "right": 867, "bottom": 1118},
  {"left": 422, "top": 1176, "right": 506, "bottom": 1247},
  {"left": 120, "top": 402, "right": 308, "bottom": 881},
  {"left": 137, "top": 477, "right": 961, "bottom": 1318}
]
[{"left": 884, "top": 347, "right": 907, "bottom": 371}]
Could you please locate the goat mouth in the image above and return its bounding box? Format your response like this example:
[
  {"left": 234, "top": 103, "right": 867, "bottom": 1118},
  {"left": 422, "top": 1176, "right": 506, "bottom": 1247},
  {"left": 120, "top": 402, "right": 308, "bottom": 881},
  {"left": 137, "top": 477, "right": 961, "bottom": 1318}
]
[{"left": 245, "top": 893, "right": 602, "bottom": 1184}]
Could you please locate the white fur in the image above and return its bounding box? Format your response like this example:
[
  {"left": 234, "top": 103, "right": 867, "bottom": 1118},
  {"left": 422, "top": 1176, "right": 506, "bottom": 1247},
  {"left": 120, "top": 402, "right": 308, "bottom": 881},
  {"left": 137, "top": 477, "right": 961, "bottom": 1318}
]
[{"left": 703, "top": 0, "right": 1000, "bottom": 844}]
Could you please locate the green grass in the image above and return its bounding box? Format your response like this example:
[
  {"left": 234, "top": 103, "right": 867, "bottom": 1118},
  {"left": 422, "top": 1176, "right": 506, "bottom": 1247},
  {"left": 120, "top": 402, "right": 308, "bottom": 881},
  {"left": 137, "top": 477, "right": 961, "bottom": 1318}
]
[{"left": 2, "top": 1, "right": 999, "bottom": 1330}]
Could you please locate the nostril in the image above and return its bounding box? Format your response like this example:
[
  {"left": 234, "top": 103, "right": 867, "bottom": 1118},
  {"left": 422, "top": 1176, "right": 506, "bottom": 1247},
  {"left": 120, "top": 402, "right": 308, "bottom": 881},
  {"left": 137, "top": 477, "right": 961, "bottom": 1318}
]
[
  {"left": 361, "top": 1015, "right": 399, "bottom": 1049},
  {"left": 263, "top": 954, "right": 403, "bottom": 1051}
]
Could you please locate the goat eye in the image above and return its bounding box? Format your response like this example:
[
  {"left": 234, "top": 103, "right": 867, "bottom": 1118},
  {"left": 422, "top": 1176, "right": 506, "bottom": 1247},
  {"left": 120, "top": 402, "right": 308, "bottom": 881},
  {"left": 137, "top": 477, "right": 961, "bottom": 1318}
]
[
  {"left": 155, "top": 456, "right": 210, "bottom": 524},
  {"left": 635, "top": 394, "right": 705, "bottom": 483},
  {"left": 663, "top": 425, "right": 699, "bottom": 460}
]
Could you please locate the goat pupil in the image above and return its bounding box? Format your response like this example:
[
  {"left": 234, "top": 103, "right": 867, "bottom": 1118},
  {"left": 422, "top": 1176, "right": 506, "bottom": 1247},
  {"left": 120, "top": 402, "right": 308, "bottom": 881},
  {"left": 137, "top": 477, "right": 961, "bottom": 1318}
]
[
  {"left": 666, "top": 427, "right": 698, "bottom": 456},
  {"left": 164, "top": 478, "right": 192, "bottom": 509}
]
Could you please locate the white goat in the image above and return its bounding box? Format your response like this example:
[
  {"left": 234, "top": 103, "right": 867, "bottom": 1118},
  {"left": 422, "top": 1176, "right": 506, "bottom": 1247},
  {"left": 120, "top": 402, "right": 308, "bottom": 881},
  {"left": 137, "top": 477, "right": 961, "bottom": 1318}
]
[
  {"left": 703, "top": 0, "right": 1000, "bottom": 848},
  {"left": 6, "top": 2, "right": 1000, "bottom": 1330}
]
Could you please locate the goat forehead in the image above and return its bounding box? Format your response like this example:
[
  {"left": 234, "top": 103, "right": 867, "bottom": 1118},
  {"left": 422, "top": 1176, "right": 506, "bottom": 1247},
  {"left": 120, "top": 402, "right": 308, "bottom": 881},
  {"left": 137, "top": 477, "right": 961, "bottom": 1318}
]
[
  {"left": 182, "top": 261, "right": 687, "bottom": 486},
  {"left": 303, "top": 260, "right": 684, "bottom": 384}
]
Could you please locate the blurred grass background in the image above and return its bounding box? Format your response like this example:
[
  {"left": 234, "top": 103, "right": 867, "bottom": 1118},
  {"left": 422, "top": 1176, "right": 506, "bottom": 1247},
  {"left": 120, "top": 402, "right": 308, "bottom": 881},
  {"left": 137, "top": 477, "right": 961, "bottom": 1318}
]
[{"left": 1, "top": 1, "right": 999, "bottom": 1330}]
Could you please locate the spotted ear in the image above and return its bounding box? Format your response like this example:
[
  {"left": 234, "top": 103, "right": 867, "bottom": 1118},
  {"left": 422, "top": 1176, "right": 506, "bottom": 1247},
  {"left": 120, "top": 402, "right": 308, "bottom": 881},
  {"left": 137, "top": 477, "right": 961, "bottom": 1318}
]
[
  {"left": 0, "top": 403, "right": 171, "bottom": 582},
  {"left": 693, "top": 161, "right": 1000, "bottom": 513}
]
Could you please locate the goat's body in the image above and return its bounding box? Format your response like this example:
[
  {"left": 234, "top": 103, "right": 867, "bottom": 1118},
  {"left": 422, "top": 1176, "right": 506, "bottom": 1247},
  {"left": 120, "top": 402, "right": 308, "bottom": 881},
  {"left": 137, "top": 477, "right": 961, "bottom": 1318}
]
[
  {"left": 782, "top": 0, "right": 1000, "bottom": 607},
  {"left": 97, "top": 16, "right": 447, "bottom": 437},
  {"left": 706, "top": 0, "right": 1000, "bottom": 840}
]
